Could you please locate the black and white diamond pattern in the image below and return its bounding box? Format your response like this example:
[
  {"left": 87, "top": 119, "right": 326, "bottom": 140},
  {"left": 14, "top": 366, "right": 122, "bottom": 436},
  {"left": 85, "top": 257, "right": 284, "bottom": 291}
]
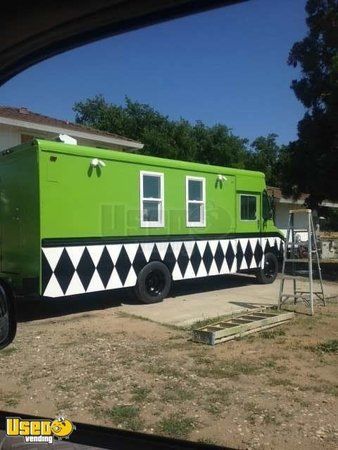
[{"left": 42, "top": 236, "right": 282, "bottom": 298}]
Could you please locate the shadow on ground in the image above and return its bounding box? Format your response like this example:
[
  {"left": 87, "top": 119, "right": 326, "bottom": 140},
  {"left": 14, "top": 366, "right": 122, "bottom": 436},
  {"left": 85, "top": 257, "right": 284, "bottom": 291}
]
[
  {"left": 285, "top": 260, "right": 338, "bottom": 281},
  {"left": 16, "top": 274, "right": 257, "bottom": 324}
]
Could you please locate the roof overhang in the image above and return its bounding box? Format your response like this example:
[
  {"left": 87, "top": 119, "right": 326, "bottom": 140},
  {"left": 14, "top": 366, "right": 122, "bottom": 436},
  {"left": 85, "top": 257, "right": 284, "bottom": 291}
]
[
  {"left": 0, "top": 115, "right": 143, "bottom": 150},
  {"left": 278, "top": 197, "right": 305, "bottom": 205},
  {"left": 276, "top": 195, "right": 338, "bottom": 209},
  {"left": 268, "top": 186, "right": 338, "bottom": 209},
  {"left": 0, "top": 1, "right": 247, "bottom": 86}
]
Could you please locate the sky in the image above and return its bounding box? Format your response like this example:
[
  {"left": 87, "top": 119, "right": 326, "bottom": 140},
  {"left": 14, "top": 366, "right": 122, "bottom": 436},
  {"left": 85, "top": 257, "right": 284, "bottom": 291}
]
[{"left": 0, "top": 0, "right": 308, "bottom": 145}]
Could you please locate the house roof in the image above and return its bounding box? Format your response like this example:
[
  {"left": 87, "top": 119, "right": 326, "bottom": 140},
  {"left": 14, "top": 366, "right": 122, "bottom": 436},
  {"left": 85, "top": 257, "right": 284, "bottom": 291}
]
[
  {"left": 267, "top": 186, "right": 338, "bottom": 208},
  {"left": 0, "top": 106, "right": 143, "bottom": 150},
  {"left": 267, "top": 186, "right": 308, "bottom": 203}
]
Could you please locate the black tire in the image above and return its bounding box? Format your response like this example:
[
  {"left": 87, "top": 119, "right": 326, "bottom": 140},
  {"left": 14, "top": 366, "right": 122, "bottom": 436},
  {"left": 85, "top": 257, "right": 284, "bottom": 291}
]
[
  {"left": 0, "top": 282, "right": 17, "bottom": 350},
  {"left": 134, "top": 261, "right": 172, "bottom": 304},
  {"left": 256, "top": 252, "right": 278, "bottom": 284}
]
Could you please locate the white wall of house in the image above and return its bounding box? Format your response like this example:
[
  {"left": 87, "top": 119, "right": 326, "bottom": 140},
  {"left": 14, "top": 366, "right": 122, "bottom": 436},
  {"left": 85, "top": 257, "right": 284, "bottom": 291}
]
[
  {"left": 0, "top": 124, "right": 21, "bottom": 150},
  {"left": 0, "top": 123, "right": 111, "bottom": 151},
  {"left": 274, "top": 202, "right": 309, "bottom": 238}
]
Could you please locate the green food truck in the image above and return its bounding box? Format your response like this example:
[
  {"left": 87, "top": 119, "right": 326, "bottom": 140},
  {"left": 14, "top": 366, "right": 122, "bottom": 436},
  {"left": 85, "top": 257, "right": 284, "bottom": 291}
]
[{"left": 0, "top": 139, "right": 283, "bottom": 347}]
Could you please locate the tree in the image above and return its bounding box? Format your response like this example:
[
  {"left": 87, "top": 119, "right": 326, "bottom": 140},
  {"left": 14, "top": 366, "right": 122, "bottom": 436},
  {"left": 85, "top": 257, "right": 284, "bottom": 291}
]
[
  {"left": 73, "top": 95, "right": 249, "bottom": 168},
  {"left": 246, "top": 134, "right": 282, "bottom": 186},
  {"left": 281, "top": 0, "right": 338, "bottom": 205}
]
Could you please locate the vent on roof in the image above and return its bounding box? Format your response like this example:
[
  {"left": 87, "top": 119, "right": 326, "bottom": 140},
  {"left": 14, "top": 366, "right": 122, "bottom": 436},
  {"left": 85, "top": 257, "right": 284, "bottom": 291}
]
[
  {"left": 55, "top": 134, "right": 77, "bottom": 145},
  {"left": 19, "top": 107, "right": 29, "bottom": 114}
]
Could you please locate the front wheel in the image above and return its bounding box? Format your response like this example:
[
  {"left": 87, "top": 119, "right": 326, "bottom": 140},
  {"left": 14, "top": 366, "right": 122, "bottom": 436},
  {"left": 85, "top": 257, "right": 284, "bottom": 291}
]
[
  {"left": 0, "top": 283, "right": 17, "bottom": 350},
  {"left": 134, "top": 261, "right": 172, "bottom": 304},
  {"left": 256, "top": 252, "right": 278, "bottom": 284}
]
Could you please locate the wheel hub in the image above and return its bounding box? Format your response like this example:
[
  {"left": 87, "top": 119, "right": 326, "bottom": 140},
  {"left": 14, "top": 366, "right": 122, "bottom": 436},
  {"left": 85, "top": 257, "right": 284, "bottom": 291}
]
[
  {"left": 145, "top": 270, "right": 166, "bottom": 297},
  {"left": 264, "top": 259, "right": 275, "bottom": 278}
]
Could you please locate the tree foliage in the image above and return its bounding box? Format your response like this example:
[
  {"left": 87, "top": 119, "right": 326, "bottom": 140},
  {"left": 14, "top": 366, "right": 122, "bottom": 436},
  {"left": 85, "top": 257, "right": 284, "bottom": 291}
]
[
  {"left": 74, "top": 95, "right": 282, "bottom": 186},
  {"left": 247, "top": 134, "right": 283, "bottom": 187},
  {"left": 281, "top": 0, "right": 338, "bottom": 205}
]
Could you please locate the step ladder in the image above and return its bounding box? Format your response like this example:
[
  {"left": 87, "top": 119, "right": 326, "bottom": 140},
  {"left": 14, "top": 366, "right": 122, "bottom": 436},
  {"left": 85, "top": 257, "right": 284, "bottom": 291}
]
[
  {"left": 278, "top": 209, "right": 325, "bottom": 315},
  {"left": 192, "top": 308, "right": 294, "bottom": 345}
]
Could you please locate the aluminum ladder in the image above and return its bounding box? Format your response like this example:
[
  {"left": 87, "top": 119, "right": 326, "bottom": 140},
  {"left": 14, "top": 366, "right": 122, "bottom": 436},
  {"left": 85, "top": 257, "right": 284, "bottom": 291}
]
[{"left": 278, "top": 209, "right": 325, "bottom": 315}]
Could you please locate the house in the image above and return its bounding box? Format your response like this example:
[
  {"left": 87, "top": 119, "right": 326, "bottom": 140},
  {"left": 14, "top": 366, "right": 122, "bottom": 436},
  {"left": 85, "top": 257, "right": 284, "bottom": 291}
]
[
  {"left": 267, "top": 186, "right": 338, "bottom": 238},
  {"left": 0, "top": 106, "right": 143, "bottom": 152}
]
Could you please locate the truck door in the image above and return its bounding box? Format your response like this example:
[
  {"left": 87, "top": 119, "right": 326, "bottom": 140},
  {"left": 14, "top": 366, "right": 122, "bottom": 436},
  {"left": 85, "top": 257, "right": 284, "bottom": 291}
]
[
  {"left": 237, "top": 192, "right": 261, "bottom": 234},
  {"left": 0, "top": 179, "right": 21, "bottom": 274},
  {"left": 261, "top": 190, "right": 274, "bottom": 232}
]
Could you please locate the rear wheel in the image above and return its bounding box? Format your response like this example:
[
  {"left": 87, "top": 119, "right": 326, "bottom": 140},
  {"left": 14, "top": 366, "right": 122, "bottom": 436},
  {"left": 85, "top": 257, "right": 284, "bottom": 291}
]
[
  {"left": 256, "top": 252, "right": 278, "bottom": 284},
  {"left": 0, "top": 282, "right": 16, "bottom": 350},
  {"left": 134, "top": 261, "right": 172, "bottom": 304}
]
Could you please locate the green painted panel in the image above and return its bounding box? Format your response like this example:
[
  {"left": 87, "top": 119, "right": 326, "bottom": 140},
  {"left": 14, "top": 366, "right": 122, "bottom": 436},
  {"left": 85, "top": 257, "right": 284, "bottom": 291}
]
[
  {"left": 0, "top": 143, "right": 40, "bottom": 288},
  {"left": 40, "top": 154, "right": 231, "bottom": 237},
  {"left": 37, "top": 139, "right": 280, "bottom": 239}
]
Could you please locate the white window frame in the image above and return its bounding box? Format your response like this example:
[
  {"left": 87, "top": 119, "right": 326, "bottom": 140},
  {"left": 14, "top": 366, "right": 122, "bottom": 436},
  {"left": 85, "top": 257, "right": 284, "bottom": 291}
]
[
  {"left": 239, "top": 194, "right": 257, "bottom": 221},
  {"left": 186, "top": 176, "right": 206, "bottom": 227},
  {"left": 140, "top": 171, "right": 164, "bottom": 227}
]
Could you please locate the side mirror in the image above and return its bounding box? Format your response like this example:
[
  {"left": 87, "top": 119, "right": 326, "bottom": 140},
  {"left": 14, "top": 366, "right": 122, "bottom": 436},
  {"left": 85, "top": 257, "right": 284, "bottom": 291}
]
[{"left": 263, "top": 209, "right": 273, "bottom": 221}]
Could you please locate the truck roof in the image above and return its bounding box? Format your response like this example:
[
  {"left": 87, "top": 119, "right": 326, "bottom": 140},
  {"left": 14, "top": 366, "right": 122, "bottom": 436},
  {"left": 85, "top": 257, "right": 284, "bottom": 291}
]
[{"left": 35, "top": 139, "right": 265, "bottom": 179}]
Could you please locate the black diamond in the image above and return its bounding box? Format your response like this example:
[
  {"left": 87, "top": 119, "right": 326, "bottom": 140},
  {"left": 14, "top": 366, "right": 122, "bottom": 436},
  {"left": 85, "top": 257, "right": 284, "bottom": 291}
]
[
  {"left": 54, "top": 248, "right": 75, "bottom": 294},
  {"left": 254, "top": 241, "right": 263, "bottom": 266},
  {"left": 115, "top": 245, "right": 131, "bottom": 285},
  {"left": 203, "top": 243, "right": 213, "bottom": 274},
  {"left": 190, "top": 243, "right": 202, "bottom": 275},
  {"left": 237, "top": 241, "right": 243, "bottom": 271},
  {"left": 97, "top": 246, "right": 114, "bottom": 287},
  {"left": 149, "top": 244, "right": 161, "bottom": 262},
  {"left": 133, "top": 245, "right": 147, "bottom": 274},
  {"left": 244, "top": 241, "right": 253, "bottom": 268},
  {"left": 41, "top": 251, "right": 53, "bottom": 294},
  {"left": 226, "top": 242, "right": 235, "bottom": 271},
  {"left": 279, "top": 240, "right": 284, "bottom": 257},
  {"left": 77, "top": 247, "right": 95, "bottom": 291},
  {"left": 214, "top": 241, "right": 224, "bottom": 272},
  {"left": 264, "top": 239, "right": 271, "bottom": 254},
  {"left": 177, "top": 244, "right": 189, "bottom": 277},
  {"left": 163, "top": 244, "right": 176, "bottom": 273}
]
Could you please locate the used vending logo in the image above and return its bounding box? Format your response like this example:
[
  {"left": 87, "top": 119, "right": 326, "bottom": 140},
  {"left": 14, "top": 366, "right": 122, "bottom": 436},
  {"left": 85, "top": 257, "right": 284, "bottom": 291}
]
[{"left": 6, "top": 416, "right": 75, "bottom": 444}]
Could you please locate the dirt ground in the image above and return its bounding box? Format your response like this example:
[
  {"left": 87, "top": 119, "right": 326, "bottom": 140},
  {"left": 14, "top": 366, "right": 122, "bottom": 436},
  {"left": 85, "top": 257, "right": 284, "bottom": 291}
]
[{"left": 0, "top": 295, "right": 337, "bottom": 449}]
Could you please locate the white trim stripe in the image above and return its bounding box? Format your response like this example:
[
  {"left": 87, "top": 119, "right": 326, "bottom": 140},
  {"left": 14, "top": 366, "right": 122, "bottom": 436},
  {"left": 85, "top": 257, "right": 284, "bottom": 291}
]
[{"left": 42, "top": 237, "right": 283, "bottom": 298}]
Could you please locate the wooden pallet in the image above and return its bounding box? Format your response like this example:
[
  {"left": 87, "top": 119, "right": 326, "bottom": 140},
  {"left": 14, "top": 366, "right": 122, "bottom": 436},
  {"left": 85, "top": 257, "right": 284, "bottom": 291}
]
[{"left": 192, "top": 310, "right": 294, "bottom": 345}]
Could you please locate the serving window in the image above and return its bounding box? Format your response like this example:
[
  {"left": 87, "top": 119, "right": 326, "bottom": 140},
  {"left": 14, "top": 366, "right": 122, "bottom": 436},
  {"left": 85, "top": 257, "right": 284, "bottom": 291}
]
[
  {"left": 140, "top": 171, "right": 164, "bottom": 227},
  {"left": 186, "top": 176, "right": 206, "bottom": 227}
]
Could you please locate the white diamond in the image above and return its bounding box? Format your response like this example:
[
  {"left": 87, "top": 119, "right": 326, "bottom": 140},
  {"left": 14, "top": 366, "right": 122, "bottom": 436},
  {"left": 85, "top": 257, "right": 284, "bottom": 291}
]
[{"left": 42, "top": 247, "right": 64, "bottom": 271}]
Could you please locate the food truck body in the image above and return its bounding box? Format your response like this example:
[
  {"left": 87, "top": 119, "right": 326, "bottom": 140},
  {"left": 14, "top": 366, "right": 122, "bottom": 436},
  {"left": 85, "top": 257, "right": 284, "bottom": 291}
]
[{"left": 0, "top": 139, "right": 283, "bottom": 346}]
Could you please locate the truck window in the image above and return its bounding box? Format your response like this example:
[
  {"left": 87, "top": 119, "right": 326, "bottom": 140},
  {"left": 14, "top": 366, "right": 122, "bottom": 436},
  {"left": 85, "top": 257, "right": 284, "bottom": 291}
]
[
  {"left": 240, "top": 194, "right": 256, "bottom": 220},
  {"left": 140, "top": 171, "right": 164, "bottom": 227},
  {"left": 186, "top": 176, "right": 206, "bottom": 227}
]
